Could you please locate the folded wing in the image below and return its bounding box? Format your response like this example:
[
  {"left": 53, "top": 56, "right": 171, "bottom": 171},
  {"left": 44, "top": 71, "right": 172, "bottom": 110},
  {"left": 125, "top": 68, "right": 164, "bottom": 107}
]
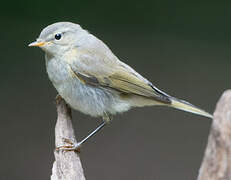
[{"left": 68, "top": 49, "right": 171, "bottom": 104}]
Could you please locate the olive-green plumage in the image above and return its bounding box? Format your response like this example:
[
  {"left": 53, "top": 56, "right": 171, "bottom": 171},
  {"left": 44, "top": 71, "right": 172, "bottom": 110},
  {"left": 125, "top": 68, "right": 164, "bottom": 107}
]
[{"left": 29, "top": 22, "right": 212, "bottom": 151}]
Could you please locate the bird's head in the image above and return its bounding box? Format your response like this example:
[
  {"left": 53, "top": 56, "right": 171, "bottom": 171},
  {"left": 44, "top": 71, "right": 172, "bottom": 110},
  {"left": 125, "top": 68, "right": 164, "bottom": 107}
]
[{"left": 29, "top": 22, "right": 86, "bottom": 56}]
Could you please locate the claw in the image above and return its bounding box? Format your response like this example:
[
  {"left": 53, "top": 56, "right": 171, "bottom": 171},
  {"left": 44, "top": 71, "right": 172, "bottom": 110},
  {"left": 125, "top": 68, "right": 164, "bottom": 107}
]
[
  {"left": 55, "top": 94, "right": 63, "bottom": 104},
  {"left": 56, "top": 144, "right": 81, "bottom": 153},
  {"left": 56, "top": 138, "right": 81, "bottom": 153},
  {"left": 62, "top": 138, "right": 74, "bottom": 145}
]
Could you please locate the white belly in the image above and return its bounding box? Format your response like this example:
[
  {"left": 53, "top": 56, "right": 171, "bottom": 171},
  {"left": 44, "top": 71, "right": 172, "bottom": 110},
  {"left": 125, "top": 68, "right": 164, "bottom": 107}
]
[{"left": 45, "top": 56, "right": 131, "bottom": 117}]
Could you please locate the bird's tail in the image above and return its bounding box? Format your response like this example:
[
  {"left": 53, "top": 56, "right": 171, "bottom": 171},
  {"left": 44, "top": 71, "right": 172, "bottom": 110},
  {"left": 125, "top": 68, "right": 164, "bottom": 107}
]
[{"left": 169, "top": 97, "right": 213, "bottom": 119}]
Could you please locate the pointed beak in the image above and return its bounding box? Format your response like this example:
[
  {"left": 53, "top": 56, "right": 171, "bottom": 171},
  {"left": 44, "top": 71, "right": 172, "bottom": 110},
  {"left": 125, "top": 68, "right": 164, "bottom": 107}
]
[{"left": 28, "top": 41, "right": 46, "bottom": 47}]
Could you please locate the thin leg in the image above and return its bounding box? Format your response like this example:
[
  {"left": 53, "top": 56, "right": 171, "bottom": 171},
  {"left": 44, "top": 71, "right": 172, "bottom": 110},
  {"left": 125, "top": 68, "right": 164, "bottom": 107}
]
[
  {"left": 57, "top": 121, "right": 107, "bottom": 151},
  {"left": 78, "top": 121, "right": 106, "bottom": 145}
]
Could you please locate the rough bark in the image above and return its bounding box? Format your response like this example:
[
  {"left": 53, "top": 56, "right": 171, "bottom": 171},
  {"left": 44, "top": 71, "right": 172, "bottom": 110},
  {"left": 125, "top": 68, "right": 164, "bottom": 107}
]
[
  {"left": 50, "top": 97, "right": 86, "bottom": 180},
  {"left": 198, "top": 90, "right": 231, "bottom": 180}
]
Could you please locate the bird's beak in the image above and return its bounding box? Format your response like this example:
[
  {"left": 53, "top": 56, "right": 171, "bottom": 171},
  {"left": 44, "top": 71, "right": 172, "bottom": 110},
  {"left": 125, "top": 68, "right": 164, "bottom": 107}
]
[{"left": 28, "top": 41, "right": 46, "bottom": 47}]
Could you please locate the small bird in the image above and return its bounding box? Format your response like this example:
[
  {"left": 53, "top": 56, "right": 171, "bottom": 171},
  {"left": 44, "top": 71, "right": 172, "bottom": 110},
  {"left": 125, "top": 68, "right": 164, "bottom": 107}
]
[{"left": 29, "top": 22, "right": 212, "bottom": 150}]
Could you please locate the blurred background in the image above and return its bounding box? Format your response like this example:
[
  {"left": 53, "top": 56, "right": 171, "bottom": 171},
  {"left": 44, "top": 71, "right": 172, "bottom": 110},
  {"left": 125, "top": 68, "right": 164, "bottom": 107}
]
[{"left": 1, "top": 0, "right": 230, "bottom": 179}]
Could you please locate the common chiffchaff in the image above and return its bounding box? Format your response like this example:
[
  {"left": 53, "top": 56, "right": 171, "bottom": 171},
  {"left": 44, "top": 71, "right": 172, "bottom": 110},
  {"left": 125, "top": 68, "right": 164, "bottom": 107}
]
[{"left": 29, "top": 22, "right": 212, "bottom": 150}]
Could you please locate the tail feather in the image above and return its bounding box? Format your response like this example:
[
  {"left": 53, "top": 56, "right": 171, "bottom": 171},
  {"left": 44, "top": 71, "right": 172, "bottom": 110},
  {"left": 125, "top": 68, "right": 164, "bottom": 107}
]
[{"left": 170, "top": 98, "right": 213, "bottom": 119}]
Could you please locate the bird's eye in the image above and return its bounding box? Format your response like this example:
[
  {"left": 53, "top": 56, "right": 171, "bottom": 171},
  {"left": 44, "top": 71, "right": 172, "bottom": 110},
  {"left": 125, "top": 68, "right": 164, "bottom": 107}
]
[{"left": 55, "top": 33, "right": 62, "bottom": 40}]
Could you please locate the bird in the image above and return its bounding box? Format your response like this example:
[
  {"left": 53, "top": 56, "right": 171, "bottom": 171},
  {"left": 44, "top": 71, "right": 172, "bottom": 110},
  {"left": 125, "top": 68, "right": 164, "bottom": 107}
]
[{"left": 29, "top": 22, "right": 213, "bottom": 150}]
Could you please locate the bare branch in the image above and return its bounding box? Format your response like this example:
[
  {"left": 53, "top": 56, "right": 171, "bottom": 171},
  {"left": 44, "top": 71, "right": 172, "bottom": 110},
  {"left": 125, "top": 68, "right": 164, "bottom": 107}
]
[
  {"left": 50, "top": 97, "right": 86, "bottom": 180},
  {"left": 198, "top": 90, "right": 231, "bottom": 180}
]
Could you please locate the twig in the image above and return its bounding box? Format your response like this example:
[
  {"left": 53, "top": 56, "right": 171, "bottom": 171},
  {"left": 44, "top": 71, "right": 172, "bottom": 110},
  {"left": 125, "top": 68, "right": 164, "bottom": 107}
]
[
  {"left": 50, "top": 97, "right": 86, "bottom": 180},
  {"left": 198, "top": 90, "right": 231, "bottom": 180}
]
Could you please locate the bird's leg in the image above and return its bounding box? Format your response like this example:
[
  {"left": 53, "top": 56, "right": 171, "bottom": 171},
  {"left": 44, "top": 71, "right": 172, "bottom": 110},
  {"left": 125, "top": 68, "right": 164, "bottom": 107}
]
[{"left": 56, "top": 114, "right": 111, "bottom": 152}]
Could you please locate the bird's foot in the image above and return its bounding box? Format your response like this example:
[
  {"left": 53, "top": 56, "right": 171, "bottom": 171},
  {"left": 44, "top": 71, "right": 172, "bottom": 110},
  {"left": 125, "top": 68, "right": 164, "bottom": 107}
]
[
  {"left": 55, "top": 94, "right": 63, "bottom": 104},
  {"left": 56, "top": 138, "right": 81, "bottom": 153}
]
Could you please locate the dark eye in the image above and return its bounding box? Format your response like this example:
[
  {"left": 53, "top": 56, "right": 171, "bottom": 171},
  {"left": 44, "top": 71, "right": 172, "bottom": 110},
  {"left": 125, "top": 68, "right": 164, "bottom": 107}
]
[{"left": 55, "top": 33, "right": 62, "bottom": 40}]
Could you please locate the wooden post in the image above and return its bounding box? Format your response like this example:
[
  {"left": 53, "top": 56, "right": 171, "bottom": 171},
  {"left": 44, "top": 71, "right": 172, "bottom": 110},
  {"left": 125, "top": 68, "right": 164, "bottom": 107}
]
[
  {"left": 198, "top": 90, "right": 231, "bottom": 180},
  {"left": 50, "top": 97, "right": 86, "bottom": 180}
]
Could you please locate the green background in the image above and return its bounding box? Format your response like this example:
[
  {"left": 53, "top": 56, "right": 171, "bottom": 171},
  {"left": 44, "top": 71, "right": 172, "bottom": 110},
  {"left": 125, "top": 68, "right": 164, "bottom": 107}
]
[{"left": 1, "top": 0, "right": 230, "bottom": 179}]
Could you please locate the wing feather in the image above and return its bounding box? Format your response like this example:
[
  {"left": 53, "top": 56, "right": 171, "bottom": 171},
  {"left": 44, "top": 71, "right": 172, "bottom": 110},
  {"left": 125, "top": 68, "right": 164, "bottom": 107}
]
[{"left": 68, "top": 48, "right": 171, "bottom": 104}]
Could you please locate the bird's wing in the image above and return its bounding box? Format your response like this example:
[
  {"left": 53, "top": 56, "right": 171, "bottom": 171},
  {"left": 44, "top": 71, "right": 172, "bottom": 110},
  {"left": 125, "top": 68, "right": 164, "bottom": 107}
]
[{"left": 68, "top": 48, "right": 171, "bottom": 104}]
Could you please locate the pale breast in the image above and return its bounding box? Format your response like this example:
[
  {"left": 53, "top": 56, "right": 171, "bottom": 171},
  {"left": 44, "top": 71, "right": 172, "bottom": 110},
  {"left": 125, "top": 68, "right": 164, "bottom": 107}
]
[{"left": 45, "top": 55, "right": 131, "bottom": 117}]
